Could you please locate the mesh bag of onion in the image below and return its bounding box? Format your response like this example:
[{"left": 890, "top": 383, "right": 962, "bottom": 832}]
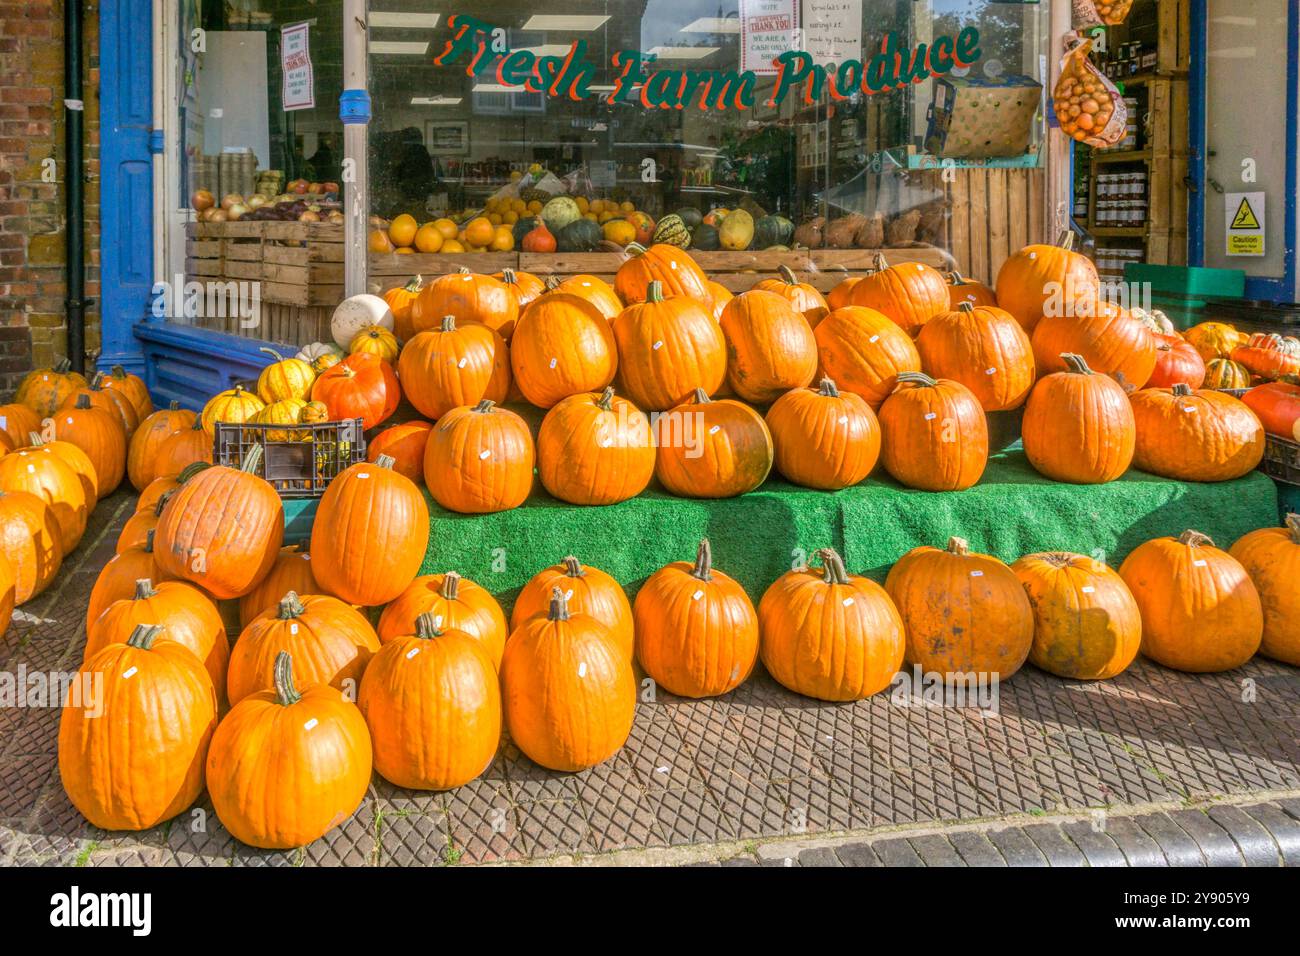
[
  {"left": 1053, "top": 37, "right": 1129, "bottom": 147},
  {"left": 1072, "top": 0, "right": 1134, "bottom": 28}
]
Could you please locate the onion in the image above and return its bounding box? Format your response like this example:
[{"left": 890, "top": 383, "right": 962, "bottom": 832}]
[
  {"left": 246, "top": 194, "right": 268, "bottom": 209},
  {"left": 220, "top": 193, "right": 243, "bottom": 211},
  {"left": 299, "top": 210, "right": 321, "bottom": 223},
  {"left": 227, "top": 203, "right": 249, "bottom": 221},
  {"left": 191, "top": 189, "right": 215, "bottom": 211},
  {"left": 209, "top": 208, "right": 229, "bottom": 222}
]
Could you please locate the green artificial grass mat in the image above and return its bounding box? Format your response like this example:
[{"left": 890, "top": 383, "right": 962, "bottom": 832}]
[{"left": 417, "top": 449, "right": 1280, "bottom": 609}]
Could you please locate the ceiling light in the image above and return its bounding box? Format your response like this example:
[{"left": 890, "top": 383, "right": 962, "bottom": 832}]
[
  {"left": 517, "top": 45, "right": 575, "bottom": 58},
  {"left": 680, "top": 17, "right": 740, "bottom": 34},
  {"left": 369, "top": 40, "right": 429, "bottom": 55},
  {"left": 648, "top": 46, "right": 719, "bottom": 59},
  {"left": 370, "top": 12, "right": 441, "bottom": 29},
  {"left": 410, "top": 95, "right": 463, "bottom": 105},
  {"left": 521, "top": 15, "right": 610, "bottom": 31}
]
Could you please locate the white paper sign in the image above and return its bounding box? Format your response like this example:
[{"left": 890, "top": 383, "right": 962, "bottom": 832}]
[
  {"left": 281, "top": 22, "right": 315, "bottom": 111},
  {"left": 1225, "top": 191, "right": 1265, "bottom": 257},
  {"left": 802, "top": 0, "right": 862, "bottom": 67},
  {"left": 740, "top": 0, "right": 800, "bottom": 76}
]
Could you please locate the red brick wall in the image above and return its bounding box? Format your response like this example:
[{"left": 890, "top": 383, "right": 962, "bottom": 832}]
[{"left": 0, "top": 0, "right": 100, "bottom": 395}]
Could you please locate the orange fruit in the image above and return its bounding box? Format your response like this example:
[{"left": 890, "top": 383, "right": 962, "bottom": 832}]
[
  {"left": 388, "top": 214, "right": 418, "bottom": 247},
  {"left": 619, "top": 201, "right": 635, "bottom": 213},
  {"left": 433, "top": 218, "right": 459, "bottom": 240},
  {"left": 414, "top": 223, "right": 443, "bottom": 253},
  {"left": 369, "top": 229, "right": 394, "bottom": 254},
  {"left": 464, "top": 216, "right": 495, "bottom": 247},
  {"left": 489, "top": 226, "right": 515, "bottom": 252},
  {"left": 440, "top": 239, "right": 465, "bottom": 253}
]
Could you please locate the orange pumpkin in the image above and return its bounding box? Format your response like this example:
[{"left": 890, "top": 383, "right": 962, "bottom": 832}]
[
  {"left": 424, "top": 400, "right": 534, "bottom": 513},
  {"left": 64, "top": 372, "right": 140, "bottom": 438},
  {"left": 1129, "top": 384, "right": 1264, "bottom": 482},
  {"left": 99, "top": 365, "right": 153, "bottom": 420},
  {"left": 1229, "top": 515, "right": 1300, "bottom": 666},
  {"left": 1021, "top": 353, "right": 1135, "bottom": 484},
  {"left": 0, "top": 446, "right": 87, "bottom": 554},
  {"left": 612, "top": 279, "right": 726, "bottom": 410},
  {"left": 521, "top": 220, "right": 558, "bottom": 253},
  {"left": 814, "top": 305, "right": 922, "bottom": 408},
  {"left": 0, "top": 403, "right": 42, "bottom": 448},
  {"left": 1119, "top": 530, "right": 1262, "bottom": 672},
  {"left": 348, "top": 325, "right": 400, "bottom": 365},
  {"left": 366, "top": 420, "right": 434, "bottom": 483},
  {"left": 765, "top": 378, "right": 880, "bottom": 490},
  {"left": 915, "top": 302, "right": 1036, "bottom": 412},
  {"left": 995, "top": 232, "right": 1100, "bottom": 332},
  {"left": 706, "top": 280, "right": 733, "bottom": 322},
  {"left": 383, "top": 275, "right": 424, "bottom": 342},
  {"left": 1231, "top": 332, "right": 1300, "bottom": 381},
  {"left": 116, "top": 494, "right": 165, "bottom": 554},
  {"left": 654, "top": 388, "right": 773, "bottom": 498},
  {"left": 47, "top": 394, "right": 127, "bottom": 496},
  {"left": 877, "top": 372, "right": 987, "bottom": 492},
  {"left": 397, "top": 316, "right": 510, "bottom": 420},
  {"left": 237, "top": 543, "right": 320, "bottom": 630},
  {"left": 826, "top": 275, "right": 863, "bottom": 311},
  {"left": 0, "top": 489, "right": 62, "bottom": 605},
  {"left": 1184, "top": 321, "right": 1245, "bottom": 363},
  {"left": 411, "top": 267, "right": 520, "bottom": 339},
  {"left": 86, "top": 530, "right": 171, "bottom": 631},
  {"left": 15, "top": 359, "right": 87, "bottom": 417},
  {"left": 946, "top": 271, "right": 999, "bottom": 309},
  {"left": 1241, "top": 381, "right": 1300, "bottom": 440},
  {"left": 25, "top": 434, "right": 97, "bottom": 508},
  {"left": 847, "top": 254, "right": 950, "bottom": 337},
  {"left": 614, "top": 242, "right": 712, "bottom": 306},
  {"left": 1031, "top": 301, "right": 1157, "bottom": 389},
  {"left": 496, "top": 268, "right": 546, "bottom": 310},
  {"left": 510, "top": 556, "right": 634, "bottom": 660},
  {"left": 153, "top": 417, "right": 214, "bottom": 475},
  {"left": 753, "top": 265, "right": 830, "bottom": 327},
  {"left": 551, "top": 273, "right": 623, "bottom": 321},
  {"left": 718, "top": 289, "right": 818, "bottom": 403},
  {"left": 537, "top": 387, "right": 655, "bottom": 506},
  {"left": 1147, "top": 333, "right": 1207, "bottom": 389},
  {"left": 379, "top": 571, "right": 508, "bottom": 666},
  {"left": 127, "top": 400, "right": 195, "bottom": 490},
  {"left": 510, "top": 292, "right": 618, "bottom": 409},
  {"left": 311, "top": 352, "right": 400, "bottom": 430}
]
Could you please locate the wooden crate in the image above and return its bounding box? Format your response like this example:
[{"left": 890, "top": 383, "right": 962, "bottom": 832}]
[
  {"left": 945, "top": 167, "right": 1046, "bottom": 284},
  {"left": 368, "top": 252, "right": 517, "bottom": 293},
  {"left": 261, "top": 222, "right": 345, "bottom": 306}
]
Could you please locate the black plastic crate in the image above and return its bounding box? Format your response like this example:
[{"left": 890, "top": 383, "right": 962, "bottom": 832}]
[
  {"left": 213, "top": 419, "right": 366, "bottom": 498},
  {"left": 1261, "top": 434, "right": 1300, "bottom": 487}
]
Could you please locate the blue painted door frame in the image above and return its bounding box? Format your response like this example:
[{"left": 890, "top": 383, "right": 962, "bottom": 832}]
[{"left": 1188, "top": 0, "right": 1299, "bottom": 303}]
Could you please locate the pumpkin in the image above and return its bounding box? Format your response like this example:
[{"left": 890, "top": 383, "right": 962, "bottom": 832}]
[
  {"left": 64, "top": 373, "right": 140, "bottom": 438},
  {"left": 310, "top": 455, "right": 429, "bottom": 607},
  {"left": 383, "top": 275, "right": 424, "bottom": 342},
  {"left": 675, "top": 207, "right": 704, "bottom": 230},
  {"left": 521, "top": 219, "right": 558, "bottom": 253},
  {"left": 0, "top": 402, "right": 42, "bottom": 448},
  {"left": 1229, "top": 515, "right": 1300, "bottom": 666},
  {"left": 1148, "top": 333, "right": 1207, "bottom": 389},
  {"left": 757, "top": 547, "right": 904, "bottom": 702},
  {"left": 237, "top": 544, "right": 319, "bottom": 629},
  {"left": 25, "top": 433, "right": 97, "bottom": 507},
  {"left": 496, "top": 268, "right": 546, "bottom": 309},
  {"left": 201, "top": 384, "right": 265, "bottom": 434},
  {"left": 886, "top": 536, "right": 1035, "bottom": 678},
  {"left": 154, "top": 445, "right": 284, "bottom": 599},
  {"left": 766, "top": 378, "right": 880, "bottom": 489},
  {"left": 1204, "top": 357, "right": 1253, "bottom": 390},
  {"left": 59, "top": 623, "right": 218, "bottom": 830},
  {"left": 509, "top": 556, "right": 634, "bottom": 660},
  {"left": 690, "top": 223, "right": 720, "bottom": 251},
  {"left": 227, "top": 591, "right": 380, "bottom": 706},
  {"left": 632, "top": 539, "right": 757, "bottom": 698},
  {"left": 753, "top": 265, "right": 830, "bottom": 327},
  {"left": 378, "top": 571, "right": 507, "bottom": 665},
  {"left": 754, "top": 214, "right": 795, "bottom": 249},
  {"left": 1021, "top": 353, "right": 1135, "bottom": 483},
  {"left": 706, "top": 281, "right": 733, "bottom": 322},
  {"left": 366, "top": 420, "right": 433, "bottom": 483},
  {"left": 994, "top": 232, "right": 1100, "bottom": 332},
  {"left": 1032, "top": 302, "right": 1158, "bottom": 388},
  {"left": 255, "top": 397, "right": 308, "bottom": 442},
  {"left": 1129, "top": 384, "right": 1264, "bottom": 482},
  {"left": 558, "top": 218, "right": 603, "bottom": 252},
  {"left": 0, "top": 551, "right": 11, "bottom": 634},
  {"left": 207, "top": 651, "right": 372, "bottom": 849},
  {"left": 1119, "top": 530, "right": 1262, "bottom": 672},
  {"left": 0, "top": 446, "right": 87, "bottom": 553},
  {"left": 154, "top": 417, "right": 214, "bottom": 475},
  {"left": 826, "top": 276, "right": 862, "bottom": 311},
  {"left": 551, "top": 274, "right": 622, "bottom": 321},
  {"left": 127, "top": 400, "right": 194, "bottom": 490},
  {"left": 877, "top": 372, "right": 987, "bottom": 492},
  {"left": 311, "top": 352, "right": 400, "bottom": 430},
  {"left": 655, "top": 388, "right": 773, "bottom": 498},
  {"left": 915, "top": 302, "right": 1036, "bottom": 412},
  {"left": 718, "top": 289, "right": 818, "bottom": 403},
  {"left": 0, "top": 490, "right": 61, "bottom": 604},
  {"left": 137, "top": 464, "right": 203, "bottom": 515},
  {"left": 615, "top": 242, "right": 711, "bottom": 306},
  {"left": 624, "top": 211, "right": 655, "bottom": 245},
  {"left": 412, "top": 268, "right": 519, "bottom": 339},
  {"left": 652, "top": 214, "right": 692, "bottom": 249},
  {"left": 1241, "top": 381, "right": 1300, "bottom": 440},
  {"left": 397, "top": 316, "right": 510, "bottom": 420},
  {"left": 814, "top": 306, "right": 922, "bottom": 408},
  {"left": 1231, "top": 332, "right": 1300, "bottom": 381},
  {"left": 424, "top": 400, "right": 534, "bottom": 513},
  {"left": 330, "top": 292, "right": 395, "bottom": 349},
  {"left": 299, "top": 400, "right": 329, "bottom": 425},
  {"left": 85, "top": 577, "right": 229, "bottom": 699},
  {"left": 1011, "top": 552, "right": 1142, "bottom": 679},
  {"left": 510, "top": 292, "right": 618, "bottom": 409},
  {"left": 1185, "top": 321, "right": 1246, "bottom": 363},
  {"left": 86, "top": 530, "right": 169, "bottom": 630},
  {"left": 253, "top": 347, "right": 315, "bottom": 404},
  {"left": 116, "top": 493, "right": 166, "bottom": 553},
  {"left": 946, "top": 271, "right": 999, "bottom": 309},
  {"left": 848, "top": 254, "right": 950, "bottom": 336},
  {"left": 100, "top": 365, "right": 153, "bottom": 419},
  {"left": 612, "top": 279, "right": 726, "bottom": 410},
  {"left": 718, "top": 208, "right": 754, "bottom": 250},
  {"left": 348, "top": 325, "right": 400, "bottom": 365},
  {"left": 358, "top": 612, "right": 501, "bottom": 791},
  {"left": 541, "top": 195, "right": 582, "bottom": 231},
  {"left": 16, "top": 359, "right": 87, "bottom": 417},
  {"left": 500, "top": 587, "right": 635, "bottom": 772},
  {"left": 537, "top": 387, "right": 655, "bottom": 506}
]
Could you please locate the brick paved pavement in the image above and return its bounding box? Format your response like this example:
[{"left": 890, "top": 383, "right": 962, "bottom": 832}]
[{"left": 2, "top": 490, "right": 1299, "bottom": 866}]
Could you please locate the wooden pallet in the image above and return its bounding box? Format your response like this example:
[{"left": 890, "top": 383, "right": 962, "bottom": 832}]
[
  {"left": 945, "top": 167, "right": 1046, "bottom": 285},
  {"left": 261, "top": 222, "right": 345, "bottom": 306}
]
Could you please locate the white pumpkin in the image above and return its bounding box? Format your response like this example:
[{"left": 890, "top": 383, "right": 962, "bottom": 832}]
[
  {"left": 331, "top": 294, "right": 394, "bottom": 348},
  {"left": 295, "top": 341, "right": 345, "bottom": 365}
]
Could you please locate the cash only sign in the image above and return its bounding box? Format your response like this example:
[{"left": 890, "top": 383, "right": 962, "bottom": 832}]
[{"left": 434, "top": 14, "right": 981, "bottom": 111}]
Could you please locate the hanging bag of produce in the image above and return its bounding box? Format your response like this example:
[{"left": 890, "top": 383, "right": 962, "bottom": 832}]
[
  {"left": 1073, "top": 0, "right": 1135, "bottom": 28},
  {"left": 1053, "top": 36, "right": 1129, "bottom": 147}
]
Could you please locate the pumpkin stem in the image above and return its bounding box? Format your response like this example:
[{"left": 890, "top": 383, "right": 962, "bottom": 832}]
[
  {"left": 1112, "top": 370, "right": 1136, "bottom": 394},
  {"left": 872, "top": 253, "right": 890, "bottom": 271},
  {"left": 544, "top": 274, "right": 562, "bottom": 291},
  {"left": 404, "top": 275, "right": 423, "bottom": 293},
  {"left": 277, "top": 590, "right": 306, "bottom": 619},
  {"left": 562, "top": 556, "right": 584, "bottom": 577},
  {"left": 501, "top": 268, "right": 517, "bottom": 285},
  {"left": 439, "top": 572, "right": 461, "bottom": 600},
  {"left": 1172, "top": 383, "right": 1194, "bottom": 397},
  {"left": 1178, "top": 529, "right": 1215, "bottom": 548},
  {"left": 691, "top": 539, "right": 713, "bottom": 581},
  {"left": 258, "top": 346, "right": 286, "bottom": 362},
  {"left": 440, "top": 315, "right": 457, "bottom": 332},
  {"left": 125, "top": 622, "right": 165, "bottom": 650},
  {"left": 596, "top": 386, "right": 615, "bottom": 411},
  {"left": 1286, "top": 513, "right": 1300, "bottom": 545},
  {"left": 54, "top": 357, "right": 72, "bottom": 373},
  {"left": 646, "top": 280, "right": 664, "bottom": 304},
  {"left": 895, "top": 371, "right": 938, "bottom": 388},
  {"left": 239, "top": 443, "right": 264, "bottom": 474},
  {"left": 414, "top": 612, "right": 443, "bottom": 640},
  {"left": 1060, "top": 353, "right": 1095, "bottom": 375},
  {"left": 472, "top": 399, "right": 495, "bottom": 414},
  {"left": 947, "top": 536, "right": 971, "bottom": 556},
  {"left": 1058, "top": 230, "right": 1076, "bottom": 252},
  {"left": 457, "top": 266, "right": 472, "bottom": 275},
  {"left": 692, "top": 387, "right": 712, "bottom": 404},
  {"left": 818, "top": 377, "right": 840, "bottom": 398},
  {"left": 90, "top": 371, "right": 106, "bottom": 390},
  {"left": 143, "top": 528, "right": 155, "bottom": 553},
  {"left": 817, "top": 548, "right": 851, "bottom": 585},
  {"left": 110, "top": 364, "right": 127, "bottom": 378},
  {"left": 547, "top": 586, "right": 571, "bottom": 622},
  {"left": 375, "top": 454, "right": 396, "bottom": 470},
  {"left": 168, "top": 400, "right": 181, "bottom": 410},
  {"left": 778, "top": 264, "right": 798, "bottom": 285},
  {"left": 133, "top": 578, "right": 157, "bottom": 600},
  {"left": 74, "top": 394, "right": 92, "bottom": 410},
  {"left": 154, "top": 491, "right": 172, "bottom": 516},
  {"left": 957, "top": 302, "right": 975, "bottom": 313},
  {"left": 273, "top": 651, "right": 301, "bottom": 706},
  {"left": 177, "top": 461, "right": 210, "bottom": 484},
  {"left": 946, "top": 271, "right": 967, "bottom": 285},
  {"left": 1039, "top": 552, "right": 1075, "bottom": 568}
]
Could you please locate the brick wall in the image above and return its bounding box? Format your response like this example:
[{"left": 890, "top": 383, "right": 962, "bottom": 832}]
[{"left": 0, "top": 1, "right": 100, "bottom": 396}]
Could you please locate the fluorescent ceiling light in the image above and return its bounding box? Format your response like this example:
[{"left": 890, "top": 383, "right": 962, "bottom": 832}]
[
  {"left": 521, "top": 15, "right": 610, "bottom": 31},
  {"left": 680, "top": 17, "right": 740, "bottom": 34},
  {"left": 370, "top": 12, "right": 441, "bottom": 29},
  {"left": 517, "top": 45, "right": 575, "bottom": 58},
  {"left": 587, "top": 85, "right": 617, "bottom": 92},
  {"left": 369, "top": 40, "right": 429, "bottom": 54},
  {"left": 410, "top": 95, "right": 463, "bottom": 105},
  {"left": 648, "top": 46, "right": 719, "bottom": 59}
]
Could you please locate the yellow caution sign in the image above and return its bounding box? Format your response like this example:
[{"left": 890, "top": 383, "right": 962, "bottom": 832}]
[
  {"left": 1225, "top": 191, "right": 1265, "bottom": 257},
  {"left": 1230, "top": 197, "right": 1261, "bottom": 230}
]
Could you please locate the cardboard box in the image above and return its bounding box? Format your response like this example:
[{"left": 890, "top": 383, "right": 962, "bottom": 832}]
[{"left": 925, "top": 74, "right": 1043, "bottom": 159}]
